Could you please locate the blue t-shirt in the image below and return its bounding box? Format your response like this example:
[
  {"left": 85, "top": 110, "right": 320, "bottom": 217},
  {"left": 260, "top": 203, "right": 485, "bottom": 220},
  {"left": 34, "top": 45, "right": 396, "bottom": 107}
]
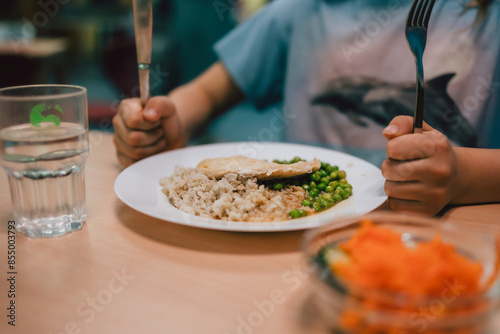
[{"left": 215, "top": 0, "right": 500, "bottom": 148}]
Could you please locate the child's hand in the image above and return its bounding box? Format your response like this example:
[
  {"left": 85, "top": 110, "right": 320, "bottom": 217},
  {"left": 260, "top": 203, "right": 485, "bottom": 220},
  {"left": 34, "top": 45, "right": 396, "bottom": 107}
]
[
  {"left": 112, "top": 96, "right": 185, "bottom": 167},
  {"left": 381, "top": 116, "right": 458, "bottom": 215}
]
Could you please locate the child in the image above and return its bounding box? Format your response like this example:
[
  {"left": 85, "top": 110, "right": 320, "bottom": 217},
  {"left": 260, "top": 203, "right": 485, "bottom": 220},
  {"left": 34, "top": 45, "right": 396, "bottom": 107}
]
[{"left": 113, "top": 0, "right": 499, "bottom": 215}]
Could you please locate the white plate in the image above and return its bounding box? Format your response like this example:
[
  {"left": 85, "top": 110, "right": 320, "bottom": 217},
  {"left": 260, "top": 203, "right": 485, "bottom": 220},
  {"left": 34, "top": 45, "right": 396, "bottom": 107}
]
[{"left": 114, "top": 142, "right": 387, "bottom": 232}]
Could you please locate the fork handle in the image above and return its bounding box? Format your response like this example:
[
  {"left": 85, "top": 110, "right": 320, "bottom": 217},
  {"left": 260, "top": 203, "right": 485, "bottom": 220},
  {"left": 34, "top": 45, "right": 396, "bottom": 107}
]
[
  {"left": 413, "top": 57, "right": 424, "bottom": 134},
  {"left": 413, "top": 79, "right": 424, "bottom": 134},
  {"left": 133, "top": 0, "right": 153, "bottom": 106},
  {"left": 138, "top": 65, "right": 150, "bottom": 106}
]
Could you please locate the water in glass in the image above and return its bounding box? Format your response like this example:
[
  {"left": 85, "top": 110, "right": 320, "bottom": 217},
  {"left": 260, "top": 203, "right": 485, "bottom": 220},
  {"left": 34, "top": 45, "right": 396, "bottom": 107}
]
[{"left": 0, "top": 122, "right": 89, "bottom": 238}]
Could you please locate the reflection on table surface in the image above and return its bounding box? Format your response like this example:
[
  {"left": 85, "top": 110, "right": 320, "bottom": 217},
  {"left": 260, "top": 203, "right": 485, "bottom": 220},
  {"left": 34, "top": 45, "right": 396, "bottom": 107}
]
[{"left": 0, "top": 131, "right": 498, "bottom": 334}]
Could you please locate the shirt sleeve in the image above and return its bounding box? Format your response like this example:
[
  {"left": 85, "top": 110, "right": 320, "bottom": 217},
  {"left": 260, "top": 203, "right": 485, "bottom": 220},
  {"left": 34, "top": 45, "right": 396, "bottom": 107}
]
[{"left": 214, "top": 0, "right": 293, "bottom": 110}]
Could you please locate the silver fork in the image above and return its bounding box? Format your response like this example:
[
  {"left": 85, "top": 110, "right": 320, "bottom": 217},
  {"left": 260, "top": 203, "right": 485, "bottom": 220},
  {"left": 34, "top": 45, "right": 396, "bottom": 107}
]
[
  {"left": 132, "top": 0, "right": 153, "bottom": 106},
  {"left": 405, "top": 0, "right": 435, "bottom": 133}
]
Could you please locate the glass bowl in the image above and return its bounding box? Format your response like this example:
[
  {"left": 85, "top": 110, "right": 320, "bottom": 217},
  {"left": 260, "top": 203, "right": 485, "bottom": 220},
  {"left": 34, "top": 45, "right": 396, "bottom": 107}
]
[{"left": 302, "top": 211, "right": 500, "bottom": 334}]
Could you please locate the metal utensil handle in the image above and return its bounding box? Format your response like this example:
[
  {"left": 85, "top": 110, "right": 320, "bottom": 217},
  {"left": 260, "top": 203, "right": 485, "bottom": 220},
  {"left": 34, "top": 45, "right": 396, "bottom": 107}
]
[
  {"left": 138, "top": 64, "right": 150, "bottom": 107},
  {"left": 413, "top": 51, "right": 424, "bottom": 134},
  {"left": 413, "top": 67, "right": 424, "bottom": 133},
  {"left": 132, "top": 0, "right": 152, "bottom": 105},
  {"left": 409, "top": 29, "right": 427, "bottom": 133}
]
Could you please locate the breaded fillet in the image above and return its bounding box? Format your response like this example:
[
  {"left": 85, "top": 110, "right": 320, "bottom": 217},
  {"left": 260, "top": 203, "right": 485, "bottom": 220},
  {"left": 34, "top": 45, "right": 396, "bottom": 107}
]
[{"left": 197, "top": 155, "right": 321, "bottom": 180}]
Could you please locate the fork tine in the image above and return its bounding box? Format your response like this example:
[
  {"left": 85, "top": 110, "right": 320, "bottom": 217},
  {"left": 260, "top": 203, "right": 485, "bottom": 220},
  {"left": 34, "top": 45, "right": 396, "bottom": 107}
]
[
  {"left": 413, "top": 0, "right": 435, "bottom": 27},
  {"left": 413, "top": 0, "right": 426, "bottom": 26},
  {"left": 416, "top": 0, "right": 427, "bottom": 26},
  {"left": 407, "top": 0, "right": 435, "bottom": 27},
  {"left": 406, "top": 0, "right": 419, "bottom": 26},
  {"left": 422, "top": 0, "right": 436, "bottom": 27}
]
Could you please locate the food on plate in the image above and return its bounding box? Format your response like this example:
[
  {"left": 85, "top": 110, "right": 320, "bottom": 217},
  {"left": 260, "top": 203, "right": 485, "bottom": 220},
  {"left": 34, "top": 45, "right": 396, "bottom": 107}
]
[
  {"left": 197, "top": 155, "right": 321, "bottom": 180},
  {"left": 317, "top": 219, "right": 488, "bottom": 333},
  {"left": 160, "top": 167, "right": 306, "bottom": 222},
  {"left": 269, "top": 158, "right": 353, "bottom": 218},
  {"left": 159, "top": 156, "right": 352, "bottom": 221}
]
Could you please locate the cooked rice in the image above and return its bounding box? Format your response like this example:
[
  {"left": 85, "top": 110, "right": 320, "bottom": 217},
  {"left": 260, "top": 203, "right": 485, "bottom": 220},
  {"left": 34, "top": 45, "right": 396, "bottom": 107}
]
[{"left": 159, "top": 166, "right": 310, "bottom": 221}]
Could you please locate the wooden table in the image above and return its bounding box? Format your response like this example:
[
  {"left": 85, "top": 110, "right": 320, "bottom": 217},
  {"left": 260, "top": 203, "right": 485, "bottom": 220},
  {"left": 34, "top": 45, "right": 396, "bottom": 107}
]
[{"left": 1, "top": 132, "right": 499, "bottom": 334}]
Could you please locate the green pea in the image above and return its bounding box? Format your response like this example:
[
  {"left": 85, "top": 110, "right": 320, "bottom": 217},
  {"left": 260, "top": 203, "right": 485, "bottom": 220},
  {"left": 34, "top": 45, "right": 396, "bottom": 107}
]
[
  {"left": 309, "top": 188, "right": 320, "bottom": 198},
  {"left": 329, "top": 181, "right": 339, "bottom": 189},
  {"left": 302, "top": 184, "right": 310, "bottom": 191},
  {"left": 299, "top": 209, "right": 307, "bottom": 217},
  {"left": 272, "top": 159, "right": 280, "bottom": 163},
  {"left": 311, "top": 172, "right": 321, "bottom": 182},
  {"left": 325, "top": 165, "right": 335, "bottom": 174},
  {"left": 320, "top": 176, "right": 331, "bottom": 184},
  {"left": 320, "top": 162, "right": 329, "bottom": 169},
  {"left": 302, "top": 199, "right": 313, "bottom": 207},
  {"left": 332, "top": 165, "right": 339, "bottom": 171},
  {"left": 333, "top": 193, "right": 343, "bottom": 202},
  {"left": 319, "top": 199, "right": 332, "bottom": 208},
  {"left": 325, "top": 185, "right": 334, "bottom": 193},
  {"left": 339, "top": 178, "right": 347, "bottom": 184},
  {"left": 314, "top": 204, "right": 323, "bottom": 212},
  {"left": 306, "top": 196, "right": 315, "bottom": 202},
  {"left": 322, "top": 193, "right": 333, "bottom": 200},
  {"left": 291, "top": 156, "right": 302, "bottom": 163},
  {"left": 309, "top": 181, "right": 317, "bottom": 188},
  {"left": 340, "top": 189, "right": 350, "bottom": 199},
  {"left": 319, "top": 169, "right": 328, "bottom": 177},
  {"left": 329, "top": 171, "right": 338, "bottom": 179},
  {"left": 317, "top": 183, "right": 327, "bottom": 190},
  {"left": 289, "top": 209, "right": 302, "bottom": 219},
  {"left": 338, "top": 170, "right": 347, "bottom": 179},
  {"left": 273, "top": 183, "right": 284, "bottom": 190}
]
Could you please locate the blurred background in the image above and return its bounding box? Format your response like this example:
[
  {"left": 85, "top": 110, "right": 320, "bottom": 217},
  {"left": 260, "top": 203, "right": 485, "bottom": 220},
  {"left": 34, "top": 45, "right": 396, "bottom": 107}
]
[{"left": 0, "top": 0, "right": 278, "bottom": 142}]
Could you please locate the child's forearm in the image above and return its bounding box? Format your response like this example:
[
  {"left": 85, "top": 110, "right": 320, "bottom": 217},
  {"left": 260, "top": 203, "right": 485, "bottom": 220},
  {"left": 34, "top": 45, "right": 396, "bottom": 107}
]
[
  {"left": 168, "top": 62, "right": 245, "bottom": 138},
  {"left": 452, "top": 147, "right": 500, "bottom": 205}
]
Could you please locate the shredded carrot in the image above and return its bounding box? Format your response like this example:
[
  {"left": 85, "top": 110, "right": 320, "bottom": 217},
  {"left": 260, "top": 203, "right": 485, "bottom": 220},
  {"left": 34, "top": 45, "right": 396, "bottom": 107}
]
[
  {"left": 332, "top": 219, "right": 483, "bottom": 296},
  {"left": 328, "top": 219, "right": 489, "bottom": 334}
]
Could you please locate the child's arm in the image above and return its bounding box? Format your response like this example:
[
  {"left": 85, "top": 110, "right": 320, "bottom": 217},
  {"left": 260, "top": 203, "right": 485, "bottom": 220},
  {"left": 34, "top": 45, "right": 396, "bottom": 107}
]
[
  {"left": 451, "top": 147, "right": 500, "bottom": 205},
  {"left": 113, "top": 62, "right": 244, "bottom": 166},
  {"left": 382, "top": 116, "right": 500, "bottom": 215}
]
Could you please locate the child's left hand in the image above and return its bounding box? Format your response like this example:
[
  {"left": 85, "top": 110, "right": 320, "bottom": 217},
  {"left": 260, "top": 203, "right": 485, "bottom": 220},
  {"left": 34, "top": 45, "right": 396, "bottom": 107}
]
[{"left": 381, "top": 116, "right": 458, "bottom": 215}]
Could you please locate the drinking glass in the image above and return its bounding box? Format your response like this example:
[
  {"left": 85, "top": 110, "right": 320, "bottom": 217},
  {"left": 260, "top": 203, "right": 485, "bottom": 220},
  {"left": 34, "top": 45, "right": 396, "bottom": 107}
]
[{"left": 0, "top": 85, "right": 89, "bottom": 238}]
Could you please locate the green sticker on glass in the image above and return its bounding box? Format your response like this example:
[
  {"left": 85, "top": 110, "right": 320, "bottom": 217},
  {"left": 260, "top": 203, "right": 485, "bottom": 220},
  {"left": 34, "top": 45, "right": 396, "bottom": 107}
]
[{"left": 30, "top": 103, "right": 63, "bottom": 127}]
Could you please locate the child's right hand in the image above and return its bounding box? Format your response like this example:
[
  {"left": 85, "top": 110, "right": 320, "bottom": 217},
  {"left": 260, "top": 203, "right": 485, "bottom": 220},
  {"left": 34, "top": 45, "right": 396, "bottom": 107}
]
[
  {"left": 112, "top": 96, "right": 186, "bottom": 167},
  {"left": 381, "top": 116, "right": 458, "bottom": 216}
]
